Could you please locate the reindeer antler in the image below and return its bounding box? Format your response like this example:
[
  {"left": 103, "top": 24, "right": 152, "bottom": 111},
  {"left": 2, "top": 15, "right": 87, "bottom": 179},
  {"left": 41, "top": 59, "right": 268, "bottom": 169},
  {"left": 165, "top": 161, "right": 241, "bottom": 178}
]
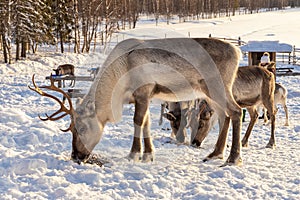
[{"left": 28, "top": 74, "right": 74, "bottom": 132}]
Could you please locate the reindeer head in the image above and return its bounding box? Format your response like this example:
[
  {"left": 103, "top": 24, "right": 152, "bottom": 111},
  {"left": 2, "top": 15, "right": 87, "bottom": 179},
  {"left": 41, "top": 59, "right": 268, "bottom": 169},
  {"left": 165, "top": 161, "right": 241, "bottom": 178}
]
[
  {"left": 52, "top": 68, "right": 60, "bottom": 75},
  {"left": 29, "top": 75, "right": 103, "bottom": 164},
  {"left": 187, "top": 100, "right": 214, "bottom": 147}
]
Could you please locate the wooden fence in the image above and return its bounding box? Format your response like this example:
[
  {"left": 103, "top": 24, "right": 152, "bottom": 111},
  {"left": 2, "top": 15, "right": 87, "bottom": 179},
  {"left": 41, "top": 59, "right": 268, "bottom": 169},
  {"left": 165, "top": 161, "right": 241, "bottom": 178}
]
[
  {"left": 292, "top": 46, "right": 300, "bottom": 65},
  {"left": 209, "top": 35, "right": 247, "bottom": 46}
]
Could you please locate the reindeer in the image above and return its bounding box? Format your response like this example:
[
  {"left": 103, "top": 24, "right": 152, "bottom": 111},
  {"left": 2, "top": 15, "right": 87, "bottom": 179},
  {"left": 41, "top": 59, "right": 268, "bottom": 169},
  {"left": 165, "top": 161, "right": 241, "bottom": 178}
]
[
  {"left": 263, "top": 83, "right": 289, "bottom": 126},
  {"left": 186, "top": 99, "right": 216, "bottom": 147},
  {"left": 29, "top": 38, "right": 243, "bottom": 166},
  {"left": 187, "top": 66, "right": 276, "bottom": 151},
  {"left": 161, "top": 101, "right": 191, "bottom": 143},
  {"left": 53, "top": 64, "right": 75, "bottom": 87}
]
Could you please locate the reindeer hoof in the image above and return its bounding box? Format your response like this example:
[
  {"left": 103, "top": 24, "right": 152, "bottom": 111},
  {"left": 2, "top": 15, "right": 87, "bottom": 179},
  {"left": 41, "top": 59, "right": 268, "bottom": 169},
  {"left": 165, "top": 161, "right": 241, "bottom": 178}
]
[
  {"left": 176, "top": 136, "right": 186, "bottom": 144},
  {"left": 191, "top": 139, "right": 202, "bottom": 148},
  {"left": 142, "top": 153, "right": 154, "bottom": 162},
  {"left": 221, "top": 154, "right": 243, "bottom": 167},
  {"left": 266, "top": 143, "right": 276, "bottom": 149},
  {"left": 128, "top": 152, "right": 142, "bottom": 162},
  {"left": 242, "top": 142, "right": 249, "bottom": 148},
  {"left": 203, "top": 152, "right": 224, "bottom": 162}
]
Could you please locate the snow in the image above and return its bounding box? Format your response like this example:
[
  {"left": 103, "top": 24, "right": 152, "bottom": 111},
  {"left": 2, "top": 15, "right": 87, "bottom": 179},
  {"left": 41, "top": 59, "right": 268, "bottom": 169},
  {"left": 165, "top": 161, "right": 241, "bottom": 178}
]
[
  {"left": 240, "top": 41, "right": 293, "bottom": 53},
  {"left": 1, "top": 8, "right": 300, "bottom": 200}
]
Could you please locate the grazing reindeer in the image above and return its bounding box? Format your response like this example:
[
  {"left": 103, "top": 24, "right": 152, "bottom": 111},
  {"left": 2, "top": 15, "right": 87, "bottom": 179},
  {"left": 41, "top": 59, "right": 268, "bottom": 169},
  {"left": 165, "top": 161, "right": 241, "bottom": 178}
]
[
  {"left": 188, "top": 66, "right": 276, "bottom": 151},
  {"left": 161, "top": 99, "right": 216, "bottom": 145},
  {"left": 186, "top": 99, "right": 216, "bottom": 147},
  {"left": 53, "top": 64, "right": 75, "bottom": 87},
  {"left": 29, "top": 38, "right": 243, "bottom": 166},
  {"left": 161, "top": 101, "right": 191, "bottom": 143},
  {"left": 263, "top": 83, "right": 289, "bottom": 126}
]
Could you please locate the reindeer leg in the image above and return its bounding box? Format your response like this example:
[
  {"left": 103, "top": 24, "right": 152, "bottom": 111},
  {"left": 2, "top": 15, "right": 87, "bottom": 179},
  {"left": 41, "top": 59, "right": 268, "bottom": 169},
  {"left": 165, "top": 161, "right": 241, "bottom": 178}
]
[
  {"left": 241, "top": 107, "right": 258, "bottom": 147},
  {"left": 223, "top": 101, "right": 243, "bottom": 166},
  {"left": 128, "top": 133, "right": 142, "bottom": 161},
  {"left": 204, "top": 116, "right": 230, "bottom": 162},
  {"left": 176, "top": 108, "right": 188, "bottom": 143},
  {"left": 265, "top": 104, "right": 276, "bottom": 149},
  {"left": 263, "top": 108, "right": 269, "bottom": 124},
  {"left": 283, "top": 103, "right": 289, "bottom": 126},
  {"left": 262, "top": 82, "right": 276, "bottom": 149},
  {"left": 143, "top": 111, "right": 155, "bottom": 162},
  {"left": 266, "top": 113, "right": 276, "bottom": 149},
  {"left": 159, "top": 102, "right": 166, "bottom": 126},
  {"left": 129, "top": 93, "right": 151, "bottom": 161}
]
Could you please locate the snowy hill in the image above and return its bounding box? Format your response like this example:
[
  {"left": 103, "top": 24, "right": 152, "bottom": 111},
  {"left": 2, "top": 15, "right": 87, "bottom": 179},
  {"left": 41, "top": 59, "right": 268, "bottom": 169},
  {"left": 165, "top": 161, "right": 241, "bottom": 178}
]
[{"left": 0, "top": 8, "right": 300, "bottom": 200}]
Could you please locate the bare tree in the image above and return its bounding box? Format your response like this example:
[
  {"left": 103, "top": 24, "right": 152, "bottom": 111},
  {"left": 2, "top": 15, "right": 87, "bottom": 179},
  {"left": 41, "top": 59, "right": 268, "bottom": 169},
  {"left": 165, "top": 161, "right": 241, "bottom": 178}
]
[
  {"left": 73, "top": 0, "right": 80, "bottom": 53},
  {"left": 0, "top": 0, "right": 296, "bottom": 63},
  {"left": 79, "top": 0, "right": 103, "bottom": 53}
]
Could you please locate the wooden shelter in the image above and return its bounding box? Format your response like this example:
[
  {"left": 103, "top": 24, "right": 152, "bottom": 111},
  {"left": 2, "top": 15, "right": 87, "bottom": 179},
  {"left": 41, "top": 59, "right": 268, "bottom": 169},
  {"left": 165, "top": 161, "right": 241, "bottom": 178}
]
[{"left": 240, "top": 41, "right": 293, "bottom": 66}]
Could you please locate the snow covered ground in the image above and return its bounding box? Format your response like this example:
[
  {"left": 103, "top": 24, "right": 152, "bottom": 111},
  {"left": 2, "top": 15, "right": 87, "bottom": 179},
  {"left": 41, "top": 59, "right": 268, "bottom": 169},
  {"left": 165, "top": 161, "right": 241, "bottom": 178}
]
[{"left": 1, "top": 8, "right": 300, "bottom": 200}]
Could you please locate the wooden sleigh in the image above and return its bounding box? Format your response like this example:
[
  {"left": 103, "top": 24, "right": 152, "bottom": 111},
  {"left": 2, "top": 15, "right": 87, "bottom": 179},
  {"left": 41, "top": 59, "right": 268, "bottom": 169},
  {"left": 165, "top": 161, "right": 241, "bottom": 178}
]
[
  {"left": 45, "top": 67, "right": 99, "bottom": 100},
  {"left": 276, "top": 67, "right": 300, "bottom": 76}
]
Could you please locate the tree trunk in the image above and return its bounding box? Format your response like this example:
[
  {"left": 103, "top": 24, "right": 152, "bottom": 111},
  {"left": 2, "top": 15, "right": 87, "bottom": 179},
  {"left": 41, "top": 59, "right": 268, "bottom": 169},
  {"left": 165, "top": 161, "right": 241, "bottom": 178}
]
[
  {"left": 1, "top": 33, "right": 8, "bottom": 63},
  {"left": 31, "top": 41, "right": 38, "bottom": 54},
  {"left": 73, "top": 0, "right": 80, "bottom": 53},
  {"left": 60, "top": 31, "right": 64, "bottom": 53},
  {"left": 21, "top": 40, "right": 26, "bottom": 58},
  {"left": 16, "top": 38, "right": 20, "bottom": 61}
]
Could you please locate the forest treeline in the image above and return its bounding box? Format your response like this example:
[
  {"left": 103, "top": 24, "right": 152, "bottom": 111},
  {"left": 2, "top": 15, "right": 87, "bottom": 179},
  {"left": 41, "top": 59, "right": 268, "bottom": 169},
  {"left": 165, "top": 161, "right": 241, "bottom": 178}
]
[{"left": 0, "top": 0, "right": 299, "bottom": 64}]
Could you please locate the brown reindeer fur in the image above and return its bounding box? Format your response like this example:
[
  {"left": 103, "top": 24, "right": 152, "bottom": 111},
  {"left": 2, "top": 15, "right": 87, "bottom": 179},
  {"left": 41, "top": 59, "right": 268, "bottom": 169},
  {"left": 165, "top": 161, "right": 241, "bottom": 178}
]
[{"left": 188, "top": 66, "right": 276, "bottom": 150}]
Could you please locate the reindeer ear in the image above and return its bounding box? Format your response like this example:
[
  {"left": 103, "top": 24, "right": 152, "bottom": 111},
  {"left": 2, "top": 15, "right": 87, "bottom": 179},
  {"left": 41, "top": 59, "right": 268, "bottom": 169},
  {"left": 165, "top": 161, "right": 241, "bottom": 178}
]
[{"left": 267, "top": 62, "right": 276, "bottom": 68}]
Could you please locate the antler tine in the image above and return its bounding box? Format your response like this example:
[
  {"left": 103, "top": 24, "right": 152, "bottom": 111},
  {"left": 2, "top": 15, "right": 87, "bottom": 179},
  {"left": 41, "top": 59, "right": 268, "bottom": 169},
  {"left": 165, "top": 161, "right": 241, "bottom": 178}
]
[
  {"left": 38, "top": 112, "right": 69, "bottom": 121},
  {"left": 28, "top": 74, "right": 44, "bottom": 95},
  {"left": 29, "top": 74, "right": 74, "bottom": 126},
  {"left": 38, "top": 75, "right": 74, "bottom": 112},
  {"left": 60, "top": 122, "right": 74, "bottom": 132}
]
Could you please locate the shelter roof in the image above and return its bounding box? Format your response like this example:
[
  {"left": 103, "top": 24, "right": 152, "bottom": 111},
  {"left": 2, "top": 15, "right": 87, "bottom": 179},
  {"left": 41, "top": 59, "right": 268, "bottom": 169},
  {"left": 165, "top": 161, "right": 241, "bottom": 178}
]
[{"left": 240, "top": 40, "right": 293, "bottom": 53}]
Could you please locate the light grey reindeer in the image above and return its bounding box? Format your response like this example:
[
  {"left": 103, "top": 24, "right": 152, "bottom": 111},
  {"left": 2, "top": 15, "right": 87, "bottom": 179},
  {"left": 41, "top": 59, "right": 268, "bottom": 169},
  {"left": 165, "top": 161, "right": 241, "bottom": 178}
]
[
  {"left": 263, "top": 83, "right": 289, "bottom": 126},
  {"left": 53, "top": 64, "right": 75, "bottom": 87},
  {"left": 29, "top": 38, "right": 243, "bottom": 166},
  {"left": 187, "top": 66, "right": 276, "bottom": 153}
]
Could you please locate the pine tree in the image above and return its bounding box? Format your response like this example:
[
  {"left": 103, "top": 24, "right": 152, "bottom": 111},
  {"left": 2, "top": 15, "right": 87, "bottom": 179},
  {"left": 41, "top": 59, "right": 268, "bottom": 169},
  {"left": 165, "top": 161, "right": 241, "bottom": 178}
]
[
  {"left": 52, "top": 0, "right": 74, "bottom": 53},
  {"left": 11, "top": 0, "right": 54, "bottom": 60}
]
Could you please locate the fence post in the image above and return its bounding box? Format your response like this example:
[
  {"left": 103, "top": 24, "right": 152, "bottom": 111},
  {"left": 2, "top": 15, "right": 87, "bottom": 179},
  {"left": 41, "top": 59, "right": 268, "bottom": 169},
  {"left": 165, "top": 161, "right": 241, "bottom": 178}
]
[{"left": 293, "top": 45, "right": 296, "bottom": 65}]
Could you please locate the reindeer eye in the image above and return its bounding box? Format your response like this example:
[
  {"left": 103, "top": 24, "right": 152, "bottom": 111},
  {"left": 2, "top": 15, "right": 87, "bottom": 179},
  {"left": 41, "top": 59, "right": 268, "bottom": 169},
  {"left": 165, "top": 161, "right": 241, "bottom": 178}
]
[
  {"left": 76, "top": 109, "right": 83, "bottom": 115},
  {"left": 79, "top": 127, "right": 85, "bottom": 133},
  {"left": 75, "top": 120, "right": 87, "bottom": 134}
]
